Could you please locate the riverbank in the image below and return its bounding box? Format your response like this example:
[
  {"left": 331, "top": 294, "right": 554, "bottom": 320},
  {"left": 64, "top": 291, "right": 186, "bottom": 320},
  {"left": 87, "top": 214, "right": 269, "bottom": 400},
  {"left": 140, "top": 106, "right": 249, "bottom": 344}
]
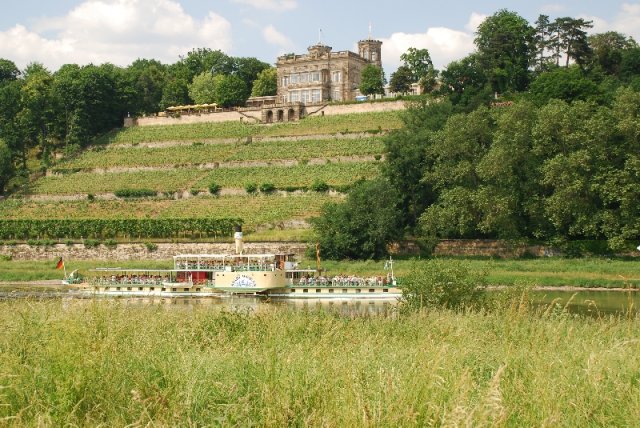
[
  {"left": 1, "top": 257, "right": 640, "bottom": 289},
  {"left": 1, "top": 299, "right": 638, "bottom": 426}
]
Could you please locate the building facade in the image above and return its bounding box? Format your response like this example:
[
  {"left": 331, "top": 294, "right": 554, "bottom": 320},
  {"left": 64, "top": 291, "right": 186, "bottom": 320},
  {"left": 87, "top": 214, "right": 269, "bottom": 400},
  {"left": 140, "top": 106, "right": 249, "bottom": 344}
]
[{"left": 275, "top": 39, "right": 383, "bottom": 105}]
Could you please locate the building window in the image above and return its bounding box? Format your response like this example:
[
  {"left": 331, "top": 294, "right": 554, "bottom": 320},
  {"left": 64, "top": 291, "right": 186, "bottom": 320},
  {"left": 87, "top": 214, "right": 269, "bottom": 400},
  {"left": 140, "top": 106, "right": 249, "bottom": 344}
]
[
  {"left": 289, "top": 91, "right": 300, "bottom": 102},
  {"left": 332, "top": 71, "right": 341, "bottom": 83},
  {"left": 282, "top": 76, "right": 290, "bottom": 87},
  {"left": 290, "top": 73, "right": 299, "bottom": 84},
  {"left": 333, "top": 90, "right": 342, "bottom": 101},
  {"left": 311, "top": 71, "right": 321, "bottom": 82},
  {"left": 311, "top": 89, "right": 321, "bottom": 103},
  {"left": 301, "top": 90, "right": 310, "bottom": 103},
  {"left": 372, "top": 52, "right": 377, "bottom": 61},
  {"left": 299, "top": 73, "right": 308, "bottom": 83}
]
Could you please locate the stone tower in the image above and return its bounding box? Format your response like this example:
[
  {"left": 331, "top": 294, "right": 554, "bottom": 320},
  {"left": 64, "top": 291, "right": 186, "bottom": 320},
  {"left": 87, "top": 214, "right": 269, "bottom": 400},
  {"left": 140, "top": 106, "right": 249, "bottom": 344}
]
[{"left": 358, "top": 39, "right": 383, "bottom": 68}]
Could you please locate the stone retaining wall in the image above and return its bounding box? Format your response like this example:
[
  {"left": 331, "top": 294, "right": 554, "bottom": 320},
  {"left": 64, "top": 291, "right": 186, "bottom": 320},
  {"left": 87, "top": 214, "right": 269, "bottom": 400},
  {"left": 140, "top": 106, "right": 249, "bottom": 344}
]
[
  {"left": 134, "top": 101, "right": 406, "bottom": 127},
  {"left": 1, "top": 242, "right": 309, "bottom": 261}
]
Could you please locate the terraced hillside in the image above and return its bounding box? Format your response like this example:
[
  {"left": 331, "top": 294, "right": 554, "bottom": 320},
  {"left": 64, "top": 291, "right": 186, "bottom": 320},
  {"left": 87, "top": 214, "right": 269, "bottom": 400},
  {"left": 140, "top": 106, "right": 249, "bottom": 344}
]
[{"left": 5, "top": 110, "right": 403, "bottom": 241}]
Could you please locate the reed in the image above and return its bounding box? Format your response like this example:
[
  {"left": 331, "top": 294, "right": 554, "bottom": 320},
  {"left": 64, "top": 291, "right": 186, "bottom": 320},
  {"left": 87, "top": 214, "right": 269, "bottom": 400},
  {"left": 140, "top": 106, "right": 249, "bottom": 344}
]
[{"left": 0, "top": 299, "right": 638, "bottom": 426}]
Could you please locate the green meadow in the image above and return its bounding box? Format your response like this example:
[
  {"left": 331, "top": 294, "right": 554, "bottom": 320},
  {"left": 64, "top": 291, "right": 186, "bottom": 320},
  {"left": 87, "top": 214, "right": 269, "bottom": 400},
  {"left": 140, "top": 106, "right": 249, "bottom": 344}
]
[{"left": 0, "top": 299, "right": 638, "bottom": 426}]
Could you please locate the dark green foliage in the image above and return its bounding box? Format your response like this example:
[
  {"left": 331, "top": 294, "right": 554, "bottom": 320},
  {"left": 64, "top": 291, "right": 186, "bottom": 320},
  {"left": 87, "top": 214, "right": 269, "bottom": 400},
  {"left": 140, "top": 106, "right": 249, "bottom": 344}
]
[
  {"left": 114, "top": 188, "right": 157, "bottom": 198},
  {"left": 251, "top": 68, "right": 277, "bottom": 97},
  {"left": 475, "top": 9, "right": 535, "bottom": 93},
  {"left": 310, "top": 180, "right": 329, "bottom": 192},
  {"left": 208, "top": 182, "right": 221, "bottom": 196},
  {"left": 259, "top": 183, "right": 276, "bottom": 194},
  {"left": 245, "top": 183, "right": 258, "bottom": 194},
  {"left": 389, "top": 66, "right": 413, "bottom": 94},
  {"left": 311, "top": 179, "right": 402, "bottom": 260},
  {"left": 359, "top": 65, "right": 386, "bottom": 96},
  {"left": 215, "top": 74, "right": 249, "bottom": 107},
  {"left": 0, "top": 218, "right": 242, "bottom": 240},
  {"left": 401, "top": 259, "right": 487, "bottom": 311},
  {"left": 528, "top": 66, "right": 599, "bottom": 105},
  {"left": 401, "top": 90, "right": 640, "bottom": 251},
  {"left": 0, "top": 139, "right": 12, "bottom": 194}
]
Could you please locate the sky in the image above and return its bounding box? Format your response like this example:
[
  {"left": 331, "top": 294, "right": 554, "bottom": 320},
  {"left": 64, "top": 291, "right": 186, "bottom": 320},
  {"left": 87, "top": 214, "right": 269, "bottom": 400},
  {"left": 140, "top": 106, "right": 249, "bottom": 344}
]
[{"left": 1, "top": 0, "right": 639, "bottom": 75}]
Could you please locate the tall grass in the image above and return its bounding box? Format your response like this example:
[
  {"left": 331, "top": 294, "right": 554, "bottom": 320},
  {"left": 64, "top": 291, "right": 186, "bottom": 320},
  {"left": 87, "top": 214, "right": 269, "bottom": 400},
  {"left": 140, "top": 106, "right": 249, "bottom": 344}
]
[{"left": 0, "top": 300, "right": 638, "bottom": 426}]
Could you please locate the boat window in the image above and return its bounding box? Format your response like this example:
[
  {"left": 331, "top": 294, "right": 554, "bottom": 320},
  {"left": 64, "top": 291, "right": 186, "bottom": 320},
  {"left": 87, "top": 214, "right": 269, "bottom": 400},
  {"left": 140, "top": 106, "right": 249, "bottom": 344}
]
[
  {"left": 328, "top": 289, "right": 334, "bottom": 293},
  {"left": 303, "top": 289, "right": 308, "bottom": 293},
  {"left": 355, "top": 289, "right": 361, "bottom": 293},
  {"left": 342, "top": 289, "right": 348, "bottom": 293},
  {"left": 316, "top": 289, "right": 322, "bottom": 293},
  {"left": 196, "top": 288, "right": 201, "bottom": 292},
  {"left": 369, "top": 289, "right": 375, "bottom": 293},
  {"left": 150, "top": 287, "right": 155, "bottom": 291}
]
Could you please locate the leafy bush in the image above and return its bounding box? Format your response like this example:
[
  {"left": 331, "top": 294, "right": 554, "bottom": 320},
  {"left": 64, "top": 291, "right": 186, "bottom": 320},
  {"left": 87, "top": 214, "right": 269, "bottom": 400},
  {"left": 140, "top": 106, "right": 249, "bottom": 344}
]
[
  {"left": 84, "top": 239, "right": 100, "bottom": 248},
  {"left": 401, "top": 259, "right": 488, "bottom": 312},
  {"left": 104, "top": 239, "right": 118, "bottom": 248},
  {"left": 144, "top": 242, "right": 158, "bottom": 252},
  {"left": 259, "top": 183, "right": 276, "bottom": 194},
  {"left": 114, "top": 188, "right": 157, "bottom": 198},
  {"left": 245, "top": 183, "right": 258, "bottom": 194},
  {"left": 208, "top": 182, "right": 221, "bottom": 196},
  {"left": 310, "top": 180, "right": 329, "bottom": 193},
  {"left": 87, "top": 193, "right": 95, "bottom": 201}
]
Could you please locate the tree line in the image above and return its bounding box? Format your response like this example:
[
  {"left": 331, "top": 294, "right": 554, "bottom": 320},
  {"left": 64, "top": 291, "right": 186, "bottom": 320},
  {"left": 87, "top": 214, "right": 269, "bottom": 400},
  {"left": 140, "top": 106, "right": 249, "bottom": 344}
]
[
  {"left": 0, "top": 49, "right": 277, "bottom": 194},
  {"left": 314, "top": 9, "right": 640, "bottom": 258}
]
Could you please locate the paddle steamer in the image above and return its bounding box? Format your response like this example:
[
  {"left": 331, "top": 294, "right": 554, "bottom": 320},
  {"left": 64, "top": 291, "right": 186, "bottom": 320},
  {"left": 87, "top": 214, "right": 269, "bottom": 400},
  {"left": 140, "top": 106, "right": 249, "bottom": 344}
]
[{"left": 75, "top": 227, "right": 401, "bottom": 299}]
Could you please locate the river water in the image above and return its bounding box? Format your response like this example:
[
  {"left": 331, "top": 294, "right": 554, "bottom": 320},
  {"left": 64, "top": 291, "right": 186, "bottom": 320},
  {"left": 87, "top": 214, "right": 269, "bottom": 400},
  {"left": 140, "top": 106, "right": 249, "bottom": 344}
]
[{"left": 0, "top": 286, "right": 638, "bottom": 317}]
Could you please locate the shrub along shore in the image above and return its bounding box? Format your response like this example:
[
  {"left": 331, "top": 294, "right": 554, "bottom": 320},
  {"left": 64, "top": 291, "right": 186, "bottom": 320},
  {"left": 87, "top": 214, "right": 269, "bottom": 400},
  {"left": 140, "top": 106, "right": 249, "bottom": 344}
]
[{"left": 0, "top": 299, "right": 638, "bottom": 426}]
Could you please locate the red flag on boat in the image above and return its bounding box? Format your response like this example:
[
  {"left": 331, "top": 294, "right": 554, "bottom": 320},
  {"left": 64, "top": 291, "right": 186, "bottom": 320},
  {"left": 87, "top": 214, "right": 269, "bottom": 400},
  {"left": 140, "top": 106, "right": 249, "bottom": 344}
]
[{"left": 55, "top": 257, "right": 64, "bottom": 270}]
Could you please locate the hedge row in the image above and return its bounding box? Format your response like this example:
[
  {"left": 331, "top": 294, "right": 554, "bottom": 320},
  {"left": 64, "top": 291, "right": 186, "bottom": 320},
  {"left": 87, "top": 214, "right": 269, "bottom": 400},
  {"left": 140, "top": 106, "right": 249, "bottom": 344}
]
[{"left": 0, "top": 218, "right": 243, "bottom": 240}]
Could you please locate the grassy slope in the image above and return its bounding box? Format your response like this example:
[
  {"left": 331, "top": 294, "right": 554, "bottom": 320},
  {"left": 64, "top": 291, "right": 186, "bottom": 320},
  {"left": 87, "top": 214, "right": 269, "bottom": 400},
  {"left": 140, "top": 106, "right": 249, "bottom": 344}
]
[
  {"left": 1, "top": 300, "right": 638, "bottom": 426},
  {"left": 2, "top": 112, "right": 400, "bottom": 236},
  {"left": 104, "top": 111, "right": 402, "bottom": 144}
]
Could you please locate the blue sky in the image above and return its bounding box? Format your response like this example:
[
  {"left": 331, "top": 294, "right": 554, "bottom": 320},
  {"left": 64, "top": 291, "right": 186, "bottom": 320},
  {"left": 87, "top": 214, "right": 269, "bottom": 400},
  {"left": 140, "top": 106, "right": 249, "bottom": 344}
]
[{"left": 1, "top": 0, "right": 639, "bottom": 74}]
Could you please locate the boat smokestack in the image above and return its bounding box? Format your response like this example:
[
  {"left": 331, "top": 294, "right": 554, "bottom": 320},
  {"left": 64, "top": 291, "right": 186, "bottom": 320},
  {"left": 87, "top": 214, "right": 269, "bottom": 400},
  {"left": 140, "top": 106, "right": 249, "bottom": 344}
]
[{"left": 234, "top": 225, "right": 243, "bottom": 255}]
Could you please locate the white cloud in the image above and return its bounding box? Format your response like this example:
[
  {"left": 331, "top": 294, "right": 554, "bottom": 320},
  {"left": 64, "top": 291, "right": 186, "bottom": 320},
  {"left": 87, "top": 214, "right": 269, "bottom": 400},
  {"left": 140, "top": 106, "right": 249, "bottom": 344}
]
[
  {"left": 380, "top": 19, "right": 476, "bottom": 73},
  {"left": 465, "top": 13, "right": 487, "bottom": 33},
  {"left": 0, "top": 0, "right": 232, "bottom": 71},
  {"left": 263, "top": 25, "right": 294, "bottom": 51},
  {"left": 540, "top": 3, "right": 567, "bottom": 14},
  {"left": 232, "top": 0, "right": 297, "bottom": 11},
  {"left": 610, "top": 2, "right": 640, "bottom": 39}
]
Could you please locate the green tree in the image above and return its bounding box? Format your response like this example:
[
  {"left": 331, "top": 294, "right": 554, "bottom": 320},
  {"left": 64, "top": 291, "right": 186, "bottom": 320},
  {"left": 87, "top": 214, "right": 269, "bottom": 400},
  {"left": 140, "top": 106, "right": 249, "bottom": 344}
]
[
  {"left": 589, "top": 32, "right": 637, "bottom": 75},
  {"left": 359, "top": 65, "right": 386, "bottom": 96},
  {"left": 388, "top": 65, "right": 413, "bottom": 94},
  {"left": 549, "top": 18, "right": 593, "bottom": 68},
  {"left": 180, "top": 48, "right": 234, "bottom": 82},
  {"left": 0, "top": 138, "right": 12, "bottom": 193},
  {"left": 126, "top": 59, "right": 167, "bottom": 115},
  {"left": 383, "top": 99, "right": 453, "bottom": 228},
  {"left": 475, "top": 9, "right": 535, "bottom": 93},
  {"left": 401, "top": 259, "right": 487, "bottom": 311},
  {"left": 188, "top": 72, "right": 219, "bottom": 104},
  {"left": 400, "top": 47, "right": 438, "bottom": 92},
  {"left": 251, "top": 67, "right": 277, "bottom": 97},
  {"left": 311, "top": 179, "right": 402, "bottom": 260},
  {"left": 528, "top": 65, "right": 599, "bottom": 105},
  {"left": 438, "top": 53, "right": 491, "bottom": 110},
  {"left": 215, "top": 74, "right": 248, "bottom": 107},
  {"left": 234, "top": 57, "right": 270, "bottom": 97},
  {"left": 0, "top": 59, "right": 20, "bottom": 84}
]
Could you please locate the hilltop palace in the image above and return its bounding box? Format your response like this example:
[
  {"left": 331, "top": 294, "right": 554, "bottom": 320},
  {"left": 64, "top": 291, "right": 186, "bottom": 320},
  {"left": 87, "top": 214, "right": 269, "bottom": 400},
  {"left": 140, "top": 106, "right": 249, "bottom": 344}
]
[
  {"left": 135, "top": 35, "right": 394, "bottom": 127},
  {"left": 250, "top": 37, "right": 383, "bottom": 122}
]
